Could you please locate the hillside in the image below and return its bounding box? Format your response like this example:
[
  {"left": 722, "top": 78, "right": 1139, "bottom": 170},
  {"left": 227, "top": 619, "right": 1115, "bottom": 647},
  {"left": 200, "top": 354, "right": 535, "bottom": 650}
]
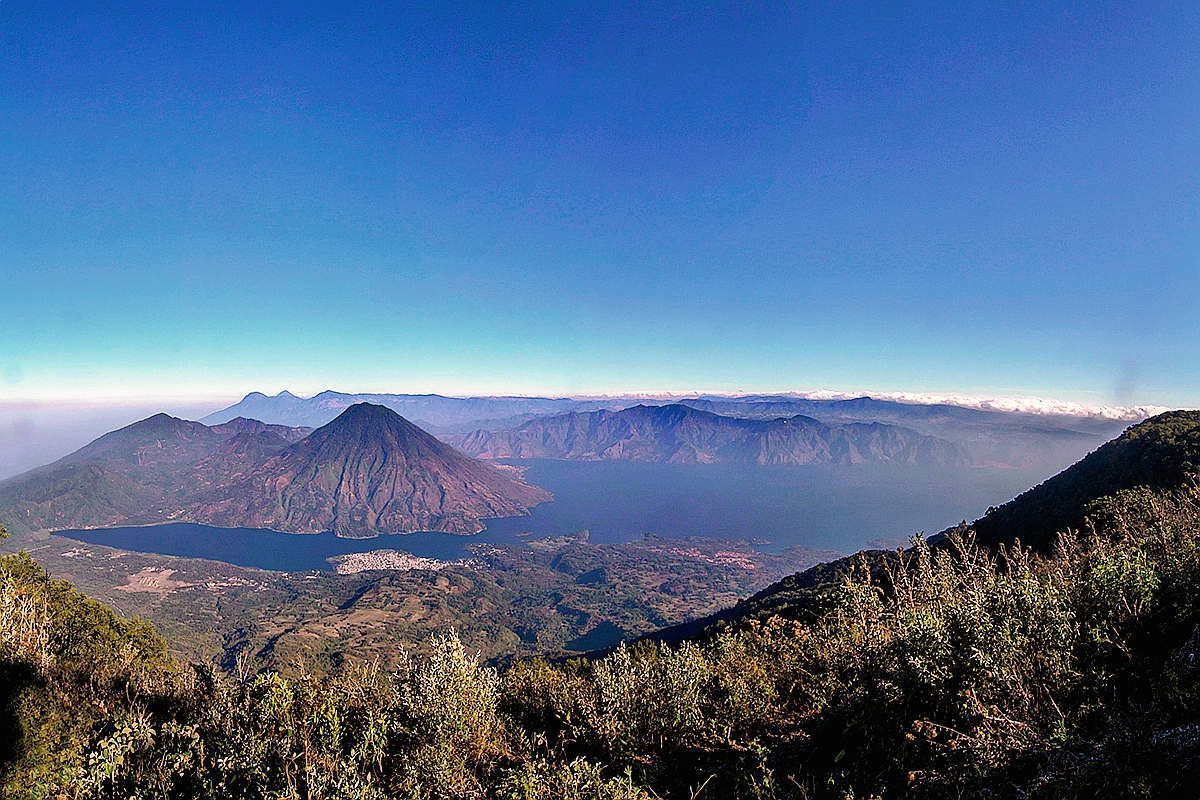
[
  {"left": 453, "top": 404, "right": 969, "bottom": 466},
  {"left": 656, "top": 410, "right": 1200, "bottom": 643},
  {"left": 969, "top": 409, "right": 1200, "bottom": 550},
  {"left": 0, "top": 404, "right": 550, "bottom": 538},
  {"left": 187, "top": 403, "right": 552, "bottom": 537},
  {"left": 638, "top": 551, "right": 895, "bottom": 646},
  {"left": 0, "top": 414, "right": 302, "bottom": 534},
  {"left": 210, "top": 416, "right": 314, "bottom": 442},
  {"left": 6, "top": 471, "right": 1200, "bottom": 797}
]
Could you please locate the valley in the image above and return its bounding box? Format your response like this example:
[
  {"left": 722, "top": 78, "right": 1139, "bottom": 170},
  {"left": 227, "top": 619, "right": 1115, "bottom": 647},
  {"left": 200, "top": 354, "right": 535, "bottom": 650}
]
[
  {"left": 17, "top": 527, "right": 834, "bottom": 674},
  {"left": 0, "top": 391, "right": 1137, "bottom": 677}
]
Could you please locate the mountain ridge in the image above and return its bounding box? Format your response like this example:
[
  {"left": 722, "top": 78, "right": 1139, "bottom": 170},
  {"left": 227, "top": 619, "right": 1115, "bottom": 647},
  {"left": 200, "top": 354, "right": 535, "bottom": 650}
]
[
  {"left": 0, "top": 404, "right": 550, "bottom": 538},
  {"left": 638, "top": 409, "right": 1199, "bottom": 646},
  {"left": 452, "top": 404, "right": 970, "bottom": 467},
  {"left": 202, "top": 390, "right": 1135, "bottom": 470}
]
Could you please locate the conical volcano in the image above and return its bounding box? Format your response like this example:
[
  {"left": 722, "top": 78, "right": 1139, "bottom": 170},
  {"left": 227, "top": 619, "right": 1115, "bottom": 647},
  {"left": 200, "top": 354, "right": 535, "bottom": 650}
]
[
  {"left": 0, "top": 403, "right": 551, "bottom": 538},
  {"left": 191, "top": 402, "right": 551, "bottom": 537}
]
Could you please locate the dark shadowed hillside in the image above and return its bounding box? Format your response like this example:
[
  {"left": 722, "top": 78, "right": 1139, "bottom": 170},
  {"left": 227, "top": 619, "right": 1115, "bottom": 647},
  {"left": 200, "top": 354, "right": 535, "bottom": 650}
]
[{"left": 970, "top": 410, "right": 1200, "bottom": 551}]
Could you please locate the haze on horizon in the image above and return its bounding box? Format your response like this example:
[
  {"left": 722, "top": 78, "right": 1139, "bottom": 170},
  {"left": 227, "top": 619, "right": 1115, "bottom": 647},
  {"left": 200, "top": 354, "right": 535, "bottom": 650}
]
[
  {"left": 1, "top": 2, "right": 1197, "bottom": 407},
  {"left": 0, "top": 382, "right": 1169, "bottom": 484}
]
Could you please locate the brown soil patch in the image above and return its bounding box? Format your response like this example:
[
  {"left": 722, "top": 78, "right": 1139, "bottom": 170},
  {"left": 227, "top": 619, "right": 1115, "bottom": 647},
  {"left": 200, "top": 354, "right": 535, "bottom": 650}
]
[{"left": 115, "top": 568, "right": 192, "bottom": 594}]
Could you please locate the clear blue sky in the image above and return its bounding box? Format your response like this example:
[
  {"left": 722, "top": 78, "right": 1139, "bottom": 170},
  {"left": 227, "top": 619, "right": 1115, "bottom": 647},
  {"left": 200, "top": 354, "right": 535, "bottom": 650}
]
[{"left": 1, "top": 1, "right": 1197, "bottom": 405}]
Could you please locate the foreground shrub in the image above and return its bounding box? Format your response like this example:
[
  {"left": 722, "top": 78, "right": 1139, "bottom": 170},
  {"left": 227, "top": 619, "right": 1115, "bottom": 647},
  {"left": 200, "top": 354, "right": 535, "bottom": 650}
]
[{"left": 5, "top": 486, "right": 1200, "bottom": 797}]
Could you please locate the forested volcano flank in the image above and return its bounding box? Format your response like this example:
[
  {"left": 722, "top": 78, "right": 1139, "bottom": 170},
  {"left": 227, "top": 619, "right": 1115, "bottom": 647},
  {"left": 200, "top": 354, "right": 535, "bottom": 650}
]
[
  {"left": 0, "top": 414, "right": 310, "bottom": 534},
  {"left": 0, "top": 403, "right": 550, "bottom": 538},
  {"left": 969, "top": 409, "right": 1200, "bottom": 552},
  {"left": 454, "top": 403, "right": 969, "bottom": 466}
]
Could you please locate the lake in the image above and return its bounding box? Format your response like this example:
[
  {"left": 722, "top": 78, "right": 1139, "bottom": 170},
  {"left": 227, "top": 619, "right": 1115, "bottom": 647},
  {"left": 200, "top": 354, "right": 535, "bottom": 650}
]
[{"left": 57, "top": 460, "right": 1047, "bottom": 572}]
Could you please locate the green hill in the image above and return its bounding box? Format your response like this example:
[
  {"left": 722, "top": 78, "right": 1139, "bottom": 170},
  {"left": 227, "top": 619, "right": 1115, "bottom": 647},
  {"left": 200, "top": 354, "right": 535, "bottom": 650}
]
[{"left": 970, "top": 410, "right": 1200, "bottom": 550}]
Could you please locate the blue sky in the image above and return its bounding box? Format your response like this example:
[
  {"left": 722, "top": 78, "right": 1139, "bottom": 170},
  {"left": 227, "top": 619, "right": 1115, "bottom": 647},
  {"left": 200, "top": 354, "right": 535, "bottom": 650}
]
[{"left": 1, "top": 1, "right": 1197, "bottom": 405}]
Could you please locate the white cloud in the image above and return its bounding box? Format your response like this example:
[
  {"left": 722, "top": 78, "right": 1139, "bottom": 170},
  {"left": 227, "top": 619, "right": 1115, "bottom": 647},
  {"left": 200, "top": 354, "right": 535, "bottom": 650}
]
[
  {"left": 780, "top": 390, "right": 1170, "bottom": 421},
  {"left": 570, "top": 389, "right": 1174, "bottom": 421}
]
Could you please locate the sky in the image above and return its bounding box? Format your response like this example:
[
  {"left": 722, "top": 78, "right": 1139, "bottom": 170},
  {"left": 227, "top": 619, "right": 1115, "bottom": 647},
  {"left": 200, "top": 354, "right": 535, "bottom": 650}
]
[{"left": 1, "top": 1, "right": 1198, "bottom": 407}]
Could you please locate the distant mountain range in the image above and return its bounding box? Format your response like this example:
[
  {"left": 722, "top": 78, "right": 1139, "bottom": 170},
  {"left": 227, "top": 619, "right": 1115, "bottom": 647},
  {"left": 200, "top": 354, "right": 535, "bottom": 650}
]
[
  {"left": 675, "top": 397, "right": 1132, "bottom": 470},
  {"left": 451, "top": 404, "right": 969, "bottom": 467},
  {"left": 0, "top": 404, "right": 550, "bottom": 538},
  {"left": 201, "top": 390, "right": 608, "bottom": 432},
  {"left": 204, "top": 390, "right": 1137, "bottom": 471}
]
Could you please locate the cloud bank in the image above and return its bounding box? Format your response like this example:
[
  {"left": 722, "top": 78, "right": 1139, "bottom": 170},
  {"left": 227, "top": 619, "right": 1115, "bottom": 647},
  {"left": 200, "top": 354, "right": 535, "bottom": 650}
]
[
  {"left": 787, "top": 390, "right": 1169, "bottom": 421},
  {"left": 572, "top": 390, "right": 1171, "bottom": 421}
]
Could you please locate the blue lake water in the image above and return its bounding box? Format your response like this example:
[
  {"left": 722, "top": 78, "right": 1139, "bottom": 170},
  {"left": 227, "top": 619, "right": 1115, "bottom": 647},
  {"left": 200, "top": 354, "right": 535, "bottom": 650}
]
[{"left": 56, "top": 460, "right": 1047, "bottom": 572}]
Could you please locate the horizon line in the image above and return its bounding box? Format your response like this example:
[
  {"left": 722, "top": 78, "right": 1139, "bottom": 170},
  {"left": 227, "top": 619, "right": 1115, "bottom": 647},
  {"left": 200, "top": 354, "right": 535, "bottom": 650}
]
[{"left": 1, "top": 387, "right": 1175, "bottom": 422}]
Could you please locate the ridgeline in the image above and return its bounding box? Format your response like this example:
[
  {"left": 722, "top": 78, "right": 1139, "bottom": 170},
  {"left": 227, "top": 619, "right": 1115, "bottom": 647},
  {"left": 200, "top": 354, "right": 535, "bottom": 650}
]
[
  {"left": 0, "top": 403, "right": 551, "bottom": 538},
  {"left": 4, "top": 411, "right": 1200, "bottom": 797}
]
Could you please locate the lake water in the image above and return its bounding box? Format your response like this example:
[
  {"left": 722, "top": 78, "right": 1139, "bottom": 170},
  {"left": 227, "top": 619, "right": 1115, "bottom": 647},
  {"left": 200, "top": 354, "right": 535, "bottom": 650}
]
[{"left": 57, "top": 460, "right": 1047, "bottom": 572}]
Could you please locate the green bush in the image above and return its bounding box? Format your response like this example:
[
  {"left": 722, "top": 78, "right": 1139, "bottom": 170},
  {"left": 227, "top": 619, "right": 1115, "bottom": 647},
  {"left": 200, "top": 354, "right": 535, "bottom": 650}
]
[{"left": 5, "top": 485, "right": 1200, "bottom": 797}]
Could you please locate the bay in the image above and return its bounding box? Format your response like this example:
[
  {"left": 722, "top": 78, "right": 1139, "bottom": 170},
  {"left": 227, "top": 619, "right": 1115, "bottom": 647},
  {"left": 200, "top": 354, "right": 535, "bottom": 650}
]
[{"left": 57, "top": 460, "right": 1047, "bottom": 571}]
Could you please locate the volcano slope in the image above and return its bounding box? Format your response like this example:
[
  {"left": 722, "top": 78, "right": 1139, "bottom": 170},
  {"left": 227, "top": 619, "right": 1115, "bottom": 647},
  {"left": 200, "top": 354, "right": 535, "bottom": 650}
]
[{"left": 0, "top": 403, "right": 551, "bottom": 538}]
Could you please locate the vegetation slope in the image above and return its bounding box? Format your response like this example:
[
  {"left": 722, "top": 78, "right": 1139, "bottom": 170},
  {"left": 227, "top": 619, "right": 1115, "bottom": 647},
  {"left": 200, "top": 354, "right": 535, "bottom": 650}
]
[
  {"left": 4, "top": 411, "right": 1200, "bottom": 798},
  {"left": 970, "top": 410, "right": 1200, "bottom": 550}
]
